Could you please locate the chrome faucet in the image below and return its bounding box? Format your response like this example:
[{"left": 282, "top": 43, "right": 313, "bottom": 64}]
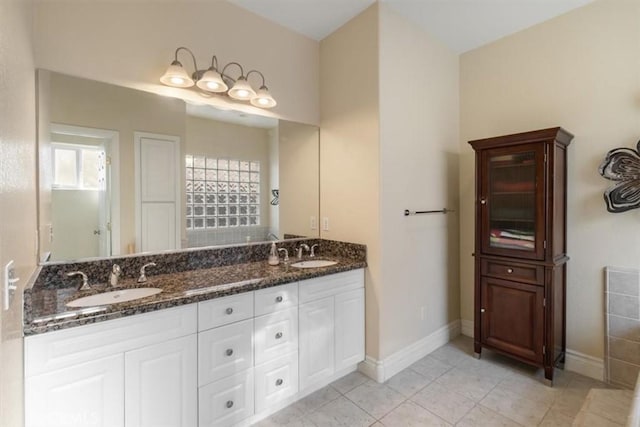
[
  {"left": 67, "top": 271, "right": 91, "bottom": 291},
  {"left": 296, "top": 243, "right": 310, "bottom": 259},
  {"left": 277, "top": 248, "right": 289, "bottom": 264},
  {"left": 310, "top": 244, "right": 319, "bottom": 257},
  {"left": 110, "top": 264, "right": 122, "bottom": 287},
  {"left": 137, "top": 262, "right": 157, "bottom": 283}
]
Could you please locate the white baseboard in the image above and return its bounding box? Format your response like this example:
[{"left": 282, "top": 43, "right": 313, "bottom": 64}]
[
  {"left": 453, "top": 320, "right": 604, "bottom": 381},
  {"left": 360, "top": 320, "right": 461, "bottom": 383},
  {"left": 565, "top": 349, "right": 604, "bottom": 382},
  {"left": 461, "top": 319, "right": 473, "bottom": 337}
]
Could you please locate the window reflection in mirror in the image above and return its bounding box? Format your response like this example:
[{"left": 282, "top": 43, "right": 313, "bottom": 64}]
[{"left": 36, "top": 70, "right": 320, "bottom": 263}]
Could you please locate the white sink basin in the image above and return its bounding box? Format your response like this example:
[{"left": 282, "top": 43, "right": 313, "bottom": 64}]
[
  {"left": 66, "top": 288, "right": 162, "bottom": 308},
  {"left": 290, "top": 260, "right": 338, "bottom": 269}
]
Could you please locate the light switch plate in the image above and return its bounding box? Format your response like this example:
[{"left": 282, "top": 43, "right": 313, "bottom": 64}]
[{"left": 3, "top": 260, "right": 19, "bottom": 311}]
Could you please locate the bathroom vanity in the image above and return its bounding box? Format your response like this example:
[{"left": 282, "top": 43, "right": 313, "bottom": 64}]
[{"left": 23, "top": 239, "right": 366, "bottom": 427}]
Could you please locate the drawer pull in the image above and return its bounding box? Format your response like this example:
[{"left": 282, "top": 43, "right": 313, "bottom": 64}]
[
  {"left": 481, "top": 308, "right": 485, "bottom": 313},
  {"left": 275, "top": 332, "right": 283, "bottom": 339},
  {"left": 507, "top": 268, "right": 513, "bottom": 274},
  {"left": 225, "top": 348, "right": 234, "bottom": 357},
  {"left": 226, "top": 400, "right": 234, "bottom": 409},
  {"left": 275, "top": 295, "right": 283, "bottom": 303},
  {"left": 480, "top": 199, "right": 486, "bottom": 205},
  {"left": 225, "top": 307, "right": 233, "bottom": 315},
  {"left": 276, "top": 378, "right": 283, "bottom": 386}
]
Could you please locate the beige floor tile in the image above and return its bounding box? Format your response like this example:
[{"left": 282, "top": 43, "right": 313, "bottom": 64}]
[
  {"left": 429, "top": 342, "right": 473, "bottom": 367},
  {"left": 410, "top": 381, "right": 474, "bottom": 424},
  {"left": 539, "top": 408, "right": 575, "bottom": 427},
  {"left": 455, "top": 355, "right": 514, "bottom": 380},
  {"left": 384, "top": 367, "right": 431, "bottom": 398},
  {"left": 306, "top": 396, "right": 376, "bottom": 427},
  {"left": 456, "top": 404, "right": 522, "bottom": 427},
  {"left": 580, "top": 389, "right": 634, "bottom": 425},
  {"left": 434, "top": 367, "right": 500, "bottom": 402},
  {"left": 408, "top": 356, "right": 452, "bottom": 381},
  {"left": 498, "top": 374, "right": 561, "bottom": 405},
  {"left": 253, "top": 404, "right": 307, "bottom": 427},
  {"left": 379, "top": 401, "right": 451, "bottom": 426},
  {"left": 572, "top": 410, "right": 624, "bottom": 427},
  {"left": 293, "top": 386, "right": 341, "bottom": 415},
  {"left": 345, "top": 380, "right": 406, "bottom": 419},
  {"left": 480, "top": 384, "right": 551, "bottom": 426},
  {"left": 331, "top": 371, "right": 369, "bottom": 394},
  {"left": 551, "top": 390, "right": 588, "bottom": 418}
]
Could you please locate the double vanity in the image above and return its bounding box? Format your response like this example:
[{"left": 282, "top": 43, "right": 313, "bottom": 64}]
[{"left": 23, "top": 239, "right": 367, "bottom": 427}]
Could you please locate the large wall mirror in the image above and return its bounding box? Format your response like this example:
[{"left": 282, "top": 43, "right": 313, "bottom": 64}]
[{"left": 37, "top": 70, "right": 320, "bottom": 263}]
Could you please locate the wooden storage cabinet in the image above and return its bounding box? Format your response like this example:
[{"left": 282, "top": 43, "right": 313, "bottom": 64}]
[{"left": 469, "top": 127, "right": 572, "bottom": 384}]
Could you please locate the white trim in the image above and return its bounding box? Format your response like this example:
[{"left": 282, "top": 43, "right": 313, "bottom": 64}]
[
  {"left": 359, "top": 320, "right": 461, "bottom": 383},
  {"left": 50, "top": 123, "right": 120, "bottom": 256},
  {"left": 565, "top": 349, "right": 605, "bottom": 381},
  {"left": 461, "top": 319, "right": 474, "bottom": 337},
  {"left": 134, "top": 132, "right": 182, "bottom": 253}
]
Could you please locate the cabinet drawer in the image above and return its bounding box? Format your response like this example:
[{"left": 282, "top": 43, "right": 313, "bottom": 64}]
[
  {"left": 199, "top": 369, "right": 254, "bottom": 427},
  {"left": 482, "top": 259, "right": 543, "bottom": 285},
  {"left": 254, "top": 282, "right": 298, "bottom": 316},
  {"left": 299, "top": 269, "right": 364, "bottom": 303},
  {"left": 254, "top": 351, "right": 299, "bottom": 413},
  {"left": 254, "top": 307, "right": 298, "bottom": 365},
  {"left": 199, "top": 292, "right": 253, "bottom": 331},
  {"left": 199, "top": 319, "right": 253, "bottom": 386},
  {"left": 25, "top": 305, "right": 197, "bottom": 377}
]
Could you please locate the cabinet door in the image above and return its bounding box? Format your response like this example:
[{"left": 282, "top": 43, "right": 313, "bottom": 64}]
[
  {"left": 198, "top": 370, "right": 254, "bottom": 427},
  {"left": 480, "top": 143, "right": 545, "bottom": 260},
  {"left": 299, "top": 297, "right": 335, "bottom": 391},
  {"left": 198, "top": 319, "right": 253, "bottom": 385},
  {"left": 26, "top": 354, "right": 124, "bottom": 427},
  {"left": 480, "top": 277, "right": 544, "bottom": 363},
  {"left": 335, "top": 288, "right": 365, "bottom": 371},
  {"left": 254, "top": 352, "right": 299, "bottom": 413},
  {"left": 124, "top": 335, "right": 197, "bottom": 427},
  {"left": 254, "top": 307, "right": 298, "bottom": 366}
]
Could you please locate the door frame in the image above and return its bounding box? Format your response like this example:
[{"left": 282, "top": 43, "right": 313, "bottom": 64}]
[
  {"left": 134, "top": 131, "right": 182, "bottom": 253},
  {"left": 50, "top": 123, "right": 120, "bottom": 256}
]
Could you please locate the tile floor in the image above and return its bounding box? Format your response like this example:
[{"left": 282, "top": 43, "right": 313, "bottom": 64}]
[{"left": 255, "top": 336, "right": 632, "bottom": 426}]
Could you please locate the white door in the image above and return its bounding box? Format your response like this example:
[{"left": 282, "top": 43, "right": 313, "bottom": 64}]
[
  {"left": 298, "top": 297, "right": 335, "bottom": 391},
  {"left": 124, "top": 335, "right": 197, "bottom": 427},
  {"left": 335, "top": 288, "right": 365, "bottom": 371},
  {"left": 26, "top": 354, "right": 124, "bottom": 427},
  {"left": 135, "top": 132, "right": 180, "bottom": 252}
]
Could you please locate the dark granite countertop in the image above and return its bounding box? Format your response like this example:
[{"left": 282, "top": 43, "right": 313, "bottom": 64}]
[{"left": 24, "top": 254, "right": 366, "bottom": 336}]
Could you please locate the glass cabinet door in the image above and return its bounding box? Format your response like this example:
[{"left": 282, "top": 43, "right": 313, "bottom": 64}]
[{"left": 481, "top": 144, "right": 544, "bottom": 260}]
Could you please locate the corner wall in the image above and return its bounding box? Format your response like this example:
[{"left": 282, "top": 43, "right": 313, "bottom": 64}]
[
  {"left": 0, "top": 0, "right": 37, "bottom": 425},
  {"left": 460, "top": 0, "right": 640, "bottom": 364}
]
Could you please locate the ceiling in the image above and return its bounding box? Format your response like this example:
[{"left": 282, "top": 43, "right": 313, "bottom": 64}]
[{"left": 227, "top": 0, "right": 595, "bottom": 53}]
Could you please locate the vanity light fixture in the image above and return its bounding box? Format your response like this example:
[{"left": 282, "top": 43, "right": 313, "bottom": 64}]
[{"left": 160, "top": 46, "right": 277, "bottom": 108}]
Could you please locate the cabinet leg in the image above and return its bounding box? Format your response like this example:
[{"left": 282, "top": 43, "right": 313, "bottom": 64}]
[
  {"left": 544, "top": 366, "right": 554, "bottom": 387},
  {"left": 473, "top": 342, "right": 482, "bottom": 359},
  {"left": 473, "top": 352, "right": 481, "bottom": 359}
]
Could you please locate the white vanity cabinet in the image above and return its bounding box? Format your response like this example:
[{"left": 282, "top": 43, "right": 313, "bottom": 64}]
[
  {"left": 24, "top": 305, "right": 198, "bottom": 427},
  {"left": 299, "top": 269, "right": 365, "bottom": 393}
]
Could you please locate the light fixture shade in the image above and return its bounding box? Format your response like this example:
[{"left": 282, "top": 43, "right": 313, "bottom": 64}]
[
  {"left": 196, "top": 69, "right": 228, "bottom": 93},
  {"left": 160, "top": 61, "right": 194, "bottom": 88},
  {"left": 250, "top": 86, "right": 277, "bottom": 108},
  {"left": 228, "top": 77, "right": 256, "bottom": 101}
]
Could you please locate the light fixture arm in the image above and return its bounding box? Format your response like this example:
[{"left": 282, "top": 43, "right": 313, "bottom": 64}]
[
  {"left": 209, "top": 55, "right": 219, "bottom": 71},
  {"left": 173, "top": 46, "right": 199, "bottom": 74},
  {"left": 221, "top": 62, "right": 245, "bottom": 80},
  {"left": 246, "top": 70, "right": 267, "bottom": 88}
]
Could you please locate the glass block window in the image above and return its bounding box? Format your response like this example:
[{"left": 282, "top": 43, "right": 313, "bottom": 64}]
[{"left": 186, "top": 155, "right": 260, "bottom": 230}]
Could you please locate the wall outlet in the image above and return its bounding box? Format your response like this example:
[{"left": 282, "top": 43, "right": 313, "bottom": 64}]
[
  {"left": 322, "top": 217, "right": 330, "bottom": 231},
  {"left": 3, "top": 260, "right": 19, "bottom": 311},
  {"left": 310, "top": 216, "right": 317, "bottom": 230}
]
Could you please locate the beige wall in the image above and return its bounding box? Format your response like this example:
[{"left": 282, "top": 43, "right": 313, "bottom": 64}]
[
  {"left": 279, "top": 120, "right": 319, "bottom": 238},
  {"left": 320, "top": 4, "right": 381, "bottom": 358},
  {"left": 378, "top": 5, "right": 460, "bottom": 358},
  {"left": 460, "top": 0, "right": 640, "bottom": 360},
  {"left": 45, "top": 72, "right": 186, "bottom": 255},
  {"left": 185, "top": 116, "right": 271, "bottom": 226},
  {"left": 0, "top": 0, "right": 36, "bottom": 425},
  {"left": 33, "top": 0, "right": 320, "bottom": 126}
]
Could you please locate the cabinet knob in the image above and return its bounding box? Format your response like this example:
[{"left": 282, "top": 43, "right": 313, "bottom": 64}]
[
  {"left": 480, "top": 199, "right": 486, "bottom": 205},
  {"left": 276, "top": 378, "right": 283, "bottom": 386},
  {"left": 481, "top": 308, "right": 485, "bottom": 313},
  {"left": 275, "top": 295, "right": 283, "bottom": 303},
  {"left": 275, "top": 332, "right": 283, "bottom": 339},
  {"left": 226, "top": 348, "right": 234, "bottom": 357},
  {"left": 507, "top": 268, "right": 513, "bottom": 274},
  {"left": 226, "top": 307, "right": 233, "bottom": 315},
  {"left": 226, "top": 400, "right": 234, "bottom": 409}
]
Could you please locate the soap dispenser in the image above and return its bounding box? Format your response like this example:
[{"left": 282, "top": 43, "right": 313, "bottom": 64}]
[{"left": 268, "top": 242, "right": 280, "bottom": 266}]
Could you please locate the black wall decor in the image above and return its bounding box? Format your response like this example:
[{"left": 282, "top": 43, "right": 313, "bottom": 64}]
[{"left": 599, "top": 140, "right": 640, "bottom": 213}]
